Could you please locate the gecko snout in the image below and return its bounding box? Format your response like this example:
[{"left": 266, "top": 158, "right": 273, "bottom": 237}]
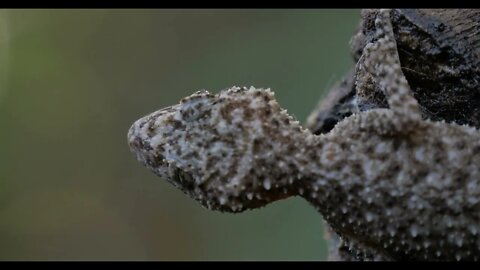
[
  {"left": 127, "top": 116, "right": 166, "bottom": 176},
  {"left": 127, "top": 122, "right": 144, "bottom": 152}
]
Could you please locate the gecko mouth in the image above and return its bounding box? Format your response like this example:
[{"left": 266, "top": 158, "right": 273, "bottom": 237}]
[
  {"left": 169, "top": 166, "right": 196, "bottom": 192},
  {"left": 130, "top": 136, "right": 198, "bottom": 195}
]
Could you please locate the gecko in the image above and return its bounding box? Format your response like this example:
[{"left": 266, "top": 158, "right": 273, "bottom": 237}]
[{"left": 127, "top": 9, "right": 480, "bottom": 261}]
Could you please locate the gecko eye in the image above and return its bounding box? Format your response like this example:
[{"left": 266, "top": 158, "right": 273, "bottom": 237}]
[{"left": 177, "top": 90, "right": 214, "bottom": 122}]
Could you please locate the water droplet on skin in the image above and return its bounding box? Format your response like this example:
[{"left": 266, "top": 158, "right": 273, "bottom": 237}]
[
  {"left": 263, "top": 179, "right": 271, "bottom": 190},
  {"left": 365, "top": 212, "right": 374, "bottom": 222},
  {"left": 410, "top": 225, "right": 419, "bottom": 237},
  {"left": 219, "top": 196, "right": 227, "bottom": 205},
  {"left": 366, "top": 197, "right": 373, "bottom": 204},
  {"left": 447, "top": 218, "right": 453, "bottom": 228},
  {"left": 468, "top": 225, "right": 478, "bottom": 235},
  {"left": 456, "top": 238, "right": 463, "bottom": 247}
]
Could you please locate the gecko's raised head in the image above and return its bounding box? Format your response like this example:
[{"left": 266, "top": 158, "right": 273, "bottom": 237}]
[{"left": 128, "top": 86, "right": 307, "bottom": 212}]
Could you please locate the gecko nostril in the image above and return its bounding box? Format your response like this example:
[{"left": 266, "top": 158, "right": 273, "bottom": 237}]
[
  {"left": 128, "top": 136, "right": 141, "bottom": 151},
  {"left": 128, "top": 131, "right": 153, "bottom": 153},
  {"left": 127, "top": 133, "right": 138, "bottom": 150},
  {"left": 127, "top": 122, "right": 140, "bottom": 145}
]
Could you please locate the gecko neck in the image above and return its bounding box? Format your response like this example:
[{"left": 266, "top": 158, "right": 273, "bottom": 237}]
[
  {"left": 255, "top": 128, "right": 336, "bottom": 201},
  {"left": 292, "top": 131, "right": 398, "bottom": 260},
  {"left": 292, "top": 133, "right": 345, "bottom": 203},
  {"left": 291, "top": 132, "right": 363, "bottom": 235}
]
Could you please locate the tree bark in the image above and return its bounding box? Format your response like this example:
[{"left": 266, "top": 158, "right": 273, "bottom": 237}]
[{"left": 308, "top": 9, "right": 480, "bottom": 136}]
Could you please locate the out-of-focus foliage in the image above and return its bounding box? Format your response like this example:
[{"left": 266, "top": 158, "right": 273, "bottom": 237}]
[{"left": 0, "top": 9, "right": 359, "bottom": 260}]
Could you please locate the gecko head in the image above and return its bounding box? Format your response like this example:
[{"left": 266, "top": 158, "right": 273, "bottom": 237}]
[{"left": 128, "top": 86, "right": 304, "bottom": 212}]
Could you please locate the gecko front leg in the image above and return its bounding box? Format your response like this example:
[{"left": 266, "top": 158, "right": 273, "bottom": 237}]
[{"left": 355, "top": 9, "right": 424, "bottom": 136}]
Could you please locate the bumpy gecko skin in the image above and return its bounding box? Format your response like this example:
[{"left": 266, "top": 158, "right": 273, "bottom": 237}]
[{"left": 128, "top": 9, "right": 480, "bottom": 260}]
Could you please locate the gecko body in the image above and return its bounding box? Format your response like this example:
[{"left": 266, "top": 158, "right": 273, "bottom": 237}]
[{"left": 128, "top": 10, "right": 480, "bottom": 260}]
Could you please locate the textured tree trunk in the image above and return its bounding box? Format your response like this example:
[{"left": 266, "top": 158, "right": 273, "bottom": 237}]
[{"left": 308, "top": 9, "right": 480, "bottom": 135}]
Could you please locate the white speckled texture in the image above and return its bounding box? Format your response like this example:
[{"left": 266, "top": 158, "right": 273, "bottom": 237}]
[{"left": 128, "top": 9, "right": 480, "bottom": 261}]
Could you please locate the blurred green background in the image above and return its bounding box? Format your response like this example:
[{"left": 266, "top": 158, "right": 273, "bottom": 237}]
[{"left": 0, "top": 9, "right": 359, "bottom": 260}]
